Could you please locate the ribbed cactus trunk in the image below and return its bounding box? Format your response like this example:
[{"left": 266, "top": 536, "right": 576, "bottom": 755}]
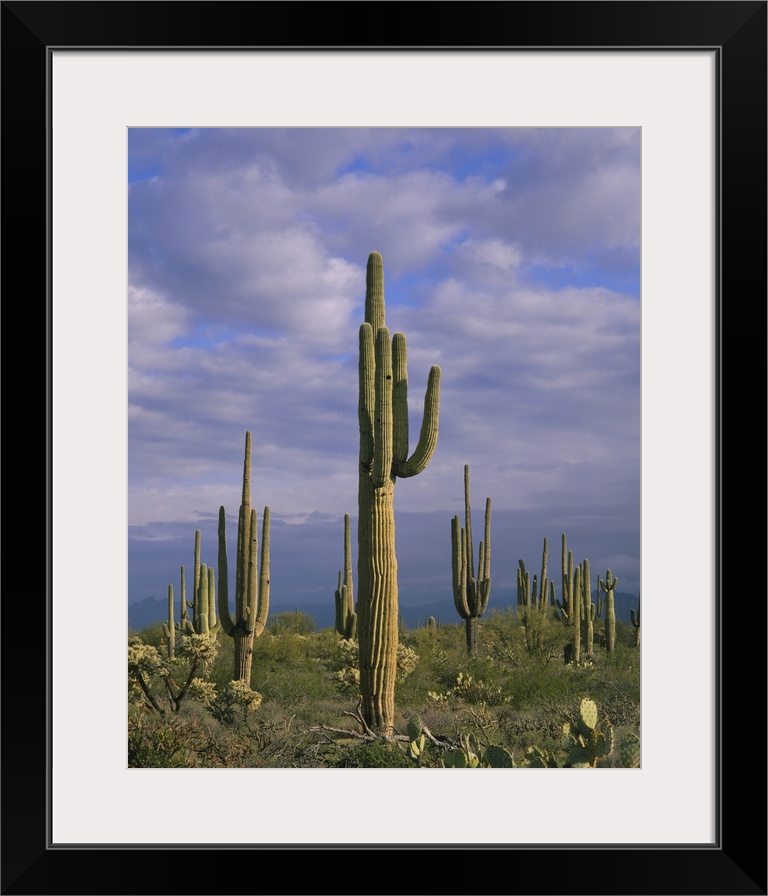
[
  {"left": 357, "top": 252, "right": 441, "bottom": 734},
  {"left": 357, "top": 478, "right": 399, "bottom": 731}
]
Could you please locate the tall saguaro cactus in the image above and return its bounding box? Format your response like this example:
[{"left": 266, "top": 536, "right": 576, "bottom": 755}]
[
  {"left": 217, "top": 431, "right": 271, "bottom": 685},
  {"left": 451, "top": 464, "right": 491, "bottom": 656},
  {"left": 357, "top": 251, "right": 441, "bottom": 734}
]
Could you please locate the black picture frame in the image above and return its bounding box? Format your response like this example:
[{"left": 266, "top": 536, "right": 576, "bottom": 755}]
[{"left": 4, "top": 2, "right": 765, "bottom": 894}]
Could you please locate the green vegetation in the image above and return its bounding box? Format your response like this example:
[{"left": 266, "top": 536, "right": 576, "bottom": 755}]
[
  {"left": 128, "top": 609, "right": 640, "bottom": 768},
  {"left": 131, "top": 251, "right": 641, "bottom": 769}
]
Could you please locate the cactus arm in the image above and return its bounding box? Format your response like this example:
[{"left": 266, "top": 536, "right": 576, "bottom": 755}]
[
  {"left": 358, "top": 324, "right": 375, "bottom": 471},
  {"left": 164, "top": 583, "right": 175, "bottom": 659},
  {"left": 462, "top": 466, "right": 475, "bottom": 581},
  {"left": 217, "top": 506, "right": 235, "bottom": 637},
  {"left": 392, "top": 333, "right": 409, "bottom": 466},
  {"left": 479, "top": 498, "right": 491, "bottom": 582},
  {"left": 179, "top": 565, "right": 188, "bottom": 630},
  {"left": 343, "top": 513, "right": 354, "bottom": 618},
  {"left": 206, "top": 566, "right": 215, "bottom": 631},
  {"left": 334, "top": 570, "right": 344, "bottom": 634},
  {"left": 451, "top": 517, "right": 470, "bottom": 618},
  {"left": 245, "top": 508, "right": 259, "bottom": 626},
  {"left": 396, "top": 366, "right": 440, "bottom": 478},
  {"left": 539, "top": 536, "right": 549, "bottom": 611},
  {"left": 480, "top": 496, "right": 491, "bottom": 602},
  {"left": 196, "top": 563, "right": 209, "bottom": 635},
  {"left": 372, "top": 327, "right": 393, "bottom": 489},
  {"left": 251, "top": 507, "right": 270, "bottom": 638}
]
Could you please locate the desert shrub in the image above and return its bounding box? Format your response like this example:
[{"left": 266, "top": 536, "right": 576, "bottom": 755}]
[
  {"left": 128, "top": 705, "right": 196, "bottom": 767},
  {"left": 269, "top": 610, "right": 317, "bottom": 635},
  {"left": 333, "top": 740, "right": 411, "bottom": 768}
]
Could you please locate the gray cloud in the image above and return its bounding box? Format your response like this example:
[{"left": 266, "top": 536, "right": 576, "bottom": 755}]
[{"left": 128, "top": 126, "right": 641, "bottom": 614}]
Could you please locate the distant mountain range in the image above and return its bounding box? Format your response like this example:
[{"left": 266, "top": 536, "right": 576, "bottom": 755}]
[{"left": 129, "top": 591, "right": 639, "bottom": 634}]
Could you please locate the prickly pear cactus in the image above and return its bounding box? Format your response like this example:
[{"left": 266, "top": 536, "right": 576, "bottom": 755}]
[
  {"left": 406, "top": 716, "right": 427, "bottom": 763},
  {"left": 561, "top": 697, "right": 614, "bottom": 767},
  {"left": 483, "top": 745, "right": 515, "bottom": 768},
  {"left": 521, "top": 745, "right": 562, "bottom": 768}
]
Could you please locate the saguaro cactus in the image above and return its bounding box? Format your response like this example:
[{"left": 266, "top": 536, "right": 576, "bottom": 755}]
[
  {"left": 556, "top": 532, "right": 594, "bottom": 664},
  {"left": 356, "top": 251, "right": 441, "bottom": 734},
  {"left": 599, "top": 569, "right": 618, "bottom": 652},
  {"left": 162, "top": 583, "right": 176, "bottom": 659},
  {"left": 581, "top": 558, "right": 595, "bottom": 656},
  {"left": 192, "top": 529, "right": 202, "bottom": 628},
  {"left": 179, "top": 565, "right": 190, "bottom": 633},
  {"left": 630, "top": 597, "right": 640, "bottom": 648},
  {"left": 334, "top": 513, "right": 357, "bottom": 640},
  {"left": 217, "top": 431, "right": 271, "bottom": 684},
  {"left": 451, "top": 465, "right": 491, "bottom": 656},
  {"left": 517, "top": 537, "right": 553, "bottom": 652}
]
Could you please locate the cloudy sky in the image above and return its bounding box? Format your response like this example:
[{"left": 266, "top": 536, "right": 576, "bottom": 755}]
[{"left": 128, "top": 126, "right": 641, "bottom": 620}]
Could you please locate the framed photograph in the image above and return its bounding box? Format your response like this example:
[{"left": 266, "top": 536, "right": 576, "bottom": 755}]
[{"left": 7, "top": 1, "right": 765, "bottom": 893}]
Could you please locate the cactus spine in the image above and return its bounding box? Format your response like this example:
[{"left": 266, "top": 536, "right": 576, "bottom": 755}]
[
  {"left": 217, "top": 431, "right": 271, "bottom": 684},
  {"left": 451, "top": 464, "right": 491, "bottom": 656},
  {"left": 356, "top": 252, "right": 441, "bottom": 734},
  {"left": 599, "top": 569, "right": 618, "bottom": 652},
  {"left": 334, "top": 513, "right": 357, "bottom": 640}
]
